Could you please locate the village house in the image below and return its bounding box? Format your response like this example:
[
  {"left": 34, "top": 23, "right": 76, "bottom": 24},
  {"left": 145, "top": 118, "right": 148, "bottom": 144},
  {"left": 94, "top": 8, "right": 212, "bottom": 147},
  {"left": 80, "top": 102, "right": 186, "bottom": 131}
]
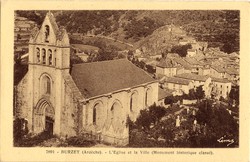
[
  {"left": 183, "top": 57, "right": 204, "bottom": 75},
  {"left": 161, "top": 76, "right": 194, "bottom": 95},
  {"left": 156, "top": 58, "right": 178, "bottom": 77},
  {"left": 174, "top": 73, "right": 212, "bottom": 98},
  {"left": 225, "top": 68, "right": 239, "bottom": 85},
  {"left": 15, "top": 12, "right": 159, "bottom": 146},
  {"left": 210, "top": 77, "right": 232, "bottom": 99},
  {"left": 210, "top": 65, "right": 226, "bottom": 79}
]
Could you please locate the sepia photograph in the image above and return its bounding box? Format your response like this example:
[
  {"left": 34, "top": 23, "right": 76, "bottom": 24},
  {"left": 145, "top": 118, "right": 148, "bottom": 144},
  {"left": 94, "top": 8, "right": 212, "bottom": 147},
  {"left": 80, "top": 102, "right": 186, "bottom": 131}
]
[
  {"left": 13, "top": 10, "right": 240, "bottom": 148},
  {"left": 1, "top": 1, "right": 250, "bottom": 162}
]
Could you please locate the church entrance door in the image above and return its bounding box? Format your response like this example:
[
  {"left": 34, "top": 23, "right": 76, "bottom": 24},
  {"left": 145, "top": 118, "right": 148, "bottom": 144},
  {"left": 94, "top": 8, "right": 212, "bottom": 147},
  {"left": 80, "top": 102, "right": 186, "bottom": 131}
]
[
  {"left": 34, "top": 98, "right": 55, "bottom": 135},
  {"left": 45, "top": 116, "right": 54, "bottom": 136}
]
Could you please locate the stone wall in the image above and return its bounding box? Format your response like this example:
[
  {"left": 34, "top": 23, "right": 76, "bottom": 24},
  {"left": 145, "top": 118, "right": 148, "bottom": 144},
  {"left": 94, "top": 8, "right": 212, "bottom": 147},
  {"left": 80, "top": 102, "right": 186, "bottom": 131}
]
[
  {"left": 81, "top": 82, "right": 158, "bottom": 146},
  {"left": 15, "top": 72, "right": 33, "bottom": 131},
  {"left": 60, "top": 79, "right": 79, "bottom": 137}
]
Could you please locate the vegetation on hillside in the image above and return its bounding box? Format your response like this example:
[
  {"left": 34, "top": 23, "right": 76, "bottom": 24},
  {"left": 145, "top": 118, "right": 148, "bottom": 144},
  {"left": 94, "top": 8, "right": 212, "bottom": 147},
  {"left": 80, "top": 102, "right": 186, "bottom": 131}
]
[{"left": 16, "top": 10, "right": 239, "bottom": 53}]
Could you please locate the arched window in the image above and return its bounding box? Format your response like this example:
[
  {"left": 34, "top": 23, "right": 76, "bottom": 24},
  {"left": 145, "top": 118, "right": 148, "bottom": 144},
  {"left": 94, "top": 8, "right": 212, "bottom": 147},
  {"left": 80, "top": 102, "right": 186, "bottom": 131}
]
[
  {"left": 54, "top": 49, "right": 57, "bottom": 66},
  {"left": 130, "top": 92, "right": 138, "bottom": 112},
  {"left": 45, "top": 25, "right": 50, "bottom": 42},
  {"left": 46, "top": 77, "right": 51, "bottom": 94},
  {"left": 145, "top": 87, "right": 153, "bottom": 107},
  {"left": 42, "top": 49, "right": 46, "bottom": 64},
  {"left": 36, "top": 48, "right": 40, "bottom": 63},
  {"left": 48, "top": 49, "right": 52, "bottom": 65},
  {"left": 41, "top": 75, "right": 52, "bottom": 95},
  {"left": 92, "top": 103, "right": 102, "bottom": 127},
  {"left": 110, "top": 101, "right": 123, "bottom": 130},
  {"left": 130, "top": 97, "right": 132, "bottom": 112},
  {"left": 93, "top": 107, "right": 97, "bottom": 124}
]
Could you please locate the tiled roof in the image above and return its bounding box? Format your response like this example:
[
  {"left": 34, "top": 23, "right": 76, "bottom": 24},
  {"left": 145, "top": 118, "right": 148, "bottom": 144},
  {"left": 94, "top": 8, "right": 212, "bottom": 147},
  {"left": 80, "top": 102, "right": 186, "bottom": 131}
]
[
  {"left": 225, "top": 68, "right": 239, "bottom": 75},
  {"left": 173, "top": 58, "right": 192, "bottom": 69},
  {"left": 174, "top": 73, "right": 209, "bottom": 82},
  {"left": 211, "top": 77, "right": 231, "bottom": 83},
  {"left": 158, "top": 88, "right": 172, "bottom": 100},
  {"left": 157, "top": 58, "right": 176, "bottom": 68},
  {"left": 211, "top": 65, "right": 225, "bottom": 73},
  {"left": 184, "top": 57, "right": 204, "bottom": 66},
  {"left": 71, "top": 59, "right": 156, "bottom": 98},
  {"left": 164, "top": 77, "right": 191, "bottom": 85}
]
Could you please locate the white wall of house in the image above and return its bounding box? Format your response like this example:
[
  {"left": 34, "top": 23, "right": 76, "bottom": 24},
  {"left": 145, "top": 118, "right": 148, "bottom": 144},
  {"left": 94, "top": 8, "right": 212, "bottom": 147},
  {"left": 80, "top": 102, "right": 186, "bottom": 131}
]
[
  {"left": 156, "top": 66, "right": 177, "bottom": 77},
  {"left": 213, "top": 81, "right": 232, "bottom": 99}
]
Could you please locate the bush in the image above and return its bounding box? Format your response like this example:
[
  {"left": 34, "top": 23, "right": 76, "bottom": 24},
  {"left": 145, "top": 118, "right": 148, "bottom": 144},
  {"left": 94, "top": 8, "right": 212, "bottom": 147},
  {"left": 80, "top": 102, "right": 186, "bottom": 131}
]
[
  {"left": 15, "top": 131, "right": 55, "bottom": 147},
  {"left": 13, "top": 118, "right": 28, "bottom": 143},
  {"left": 65, "top": 136, "right": 96, "bottom": 147}
]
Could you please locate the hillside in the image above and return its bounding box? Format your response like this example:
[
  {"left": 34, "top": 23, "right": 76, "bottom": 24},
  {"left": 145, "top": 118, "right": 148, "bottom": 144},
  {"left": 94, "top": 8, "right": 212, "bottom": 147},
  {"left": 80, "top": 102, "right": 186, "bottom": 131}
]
[{"left": 16, "top": 10, "right": 239, "bottom": 53}]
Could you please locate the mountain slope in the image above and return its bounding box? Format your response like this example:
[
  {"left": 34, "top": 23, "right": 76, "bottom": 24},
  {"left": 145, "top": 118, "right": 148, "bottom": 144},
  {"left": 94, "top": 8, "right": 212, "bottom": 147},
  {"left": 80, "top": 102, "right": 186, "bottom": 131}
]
[{"left": 16, "top": 10, "right": 239, "bottom": 53}]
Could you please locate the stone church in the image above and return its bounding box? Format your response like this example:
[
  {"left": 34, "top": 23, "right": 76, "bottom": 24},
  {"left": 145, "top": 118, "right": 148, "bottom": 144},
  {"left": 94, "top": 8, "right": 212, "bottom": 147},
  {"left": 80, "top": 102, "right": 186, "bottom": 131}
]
[{"left": 15, "top": 12, "right": 159, "bottom": 146}]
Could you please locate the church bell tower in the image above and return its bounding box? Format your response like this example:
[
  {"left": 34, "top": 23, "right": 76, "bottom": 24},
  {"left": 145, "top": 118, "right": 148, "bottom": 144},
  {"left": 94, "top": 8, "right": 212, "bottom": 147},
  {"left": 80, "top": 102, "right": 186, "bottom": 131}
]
[{"left": 27, "top": 12, "right": 70, "bottom": 135}]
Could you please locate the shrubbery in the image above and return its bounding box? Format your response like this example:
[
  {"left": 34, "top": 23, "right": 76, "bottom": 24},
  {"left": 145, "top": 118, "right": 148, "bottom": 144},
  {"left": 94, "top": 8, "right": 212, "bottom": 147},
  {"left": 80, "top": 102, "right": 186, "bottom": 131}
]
[
  {"left": 13, "top": 118, "right": 28, "bottom": 143},
  {"left": 14, "top": 131, "right": 55, "bottom": 147},
  {"left": 128, "top": 99, "right": 239, "bottom": 148},
  {"left": 63, "top": 136, "right": 96, "bottom": 147}
]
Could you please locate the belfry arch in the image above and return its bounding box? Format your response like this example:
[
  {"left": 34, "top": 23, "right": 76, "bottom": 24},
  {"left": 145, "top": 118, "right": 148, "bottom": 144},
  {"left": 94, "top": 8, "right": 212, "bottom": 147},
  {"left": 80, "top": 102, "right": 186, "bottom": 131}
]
[{"left": 33, "top": 98, "right": 55, "bottom": 135}]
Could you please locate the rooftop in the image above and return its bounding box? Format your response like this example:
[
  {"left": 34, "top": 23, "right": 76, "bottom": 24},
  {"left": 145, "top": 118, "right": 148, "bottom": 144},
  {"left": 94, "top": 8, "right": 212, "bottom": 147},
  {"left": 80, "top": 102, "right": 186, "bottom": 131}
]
[
  {"left": 173, "top": 58, "right": 192, "bottom": 69},
  {"left": 225, "top": 68, "right": 239, "bottom": 75},
  {"left": 158, "top": 88, "right": 173, "bottom": 100},
  {"left": 157, "top": 58, "right": 176, "bottom": 68},
  {"left": 211, "top": 77, "right": 231, "bottom": 83},
  {"left": 71, "top": 59, "right": 156, "bottom": 98},
  {"left": 184, "top": 57, "right": 204, "bottom": 66},
  {"left": 211, "top": 65, "right": 225, "bottom": 73},
  {"left": 164, "top": 77, "right": 191, "bottom": 85},
  {"left": 174, "top": 73, "right": 209, "bottom": 82}
]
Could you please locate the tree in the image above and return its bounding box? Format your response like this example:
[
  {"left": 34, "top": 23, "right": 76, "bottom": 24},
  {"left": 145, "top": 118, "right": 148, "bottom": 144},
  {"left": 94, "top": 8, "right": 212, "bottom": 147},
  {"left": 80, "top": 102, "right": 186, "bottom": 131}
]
[
  {"left": 229, "top": 85, "right": 239, "bottom": 105},
  {"left": 187, "top": 89, "right": 196, "bottom": 100},
  {"left": 14, "top": 55, "right": 28, "bottom": 85},
  {"left": 164, "top": 96, "right": 173, "bottom": 105},
  {"left": 171, "top": 44, "right": 192, "bottom": 57},
  {"left": 127, "top": 50, "right": 134, "bottom": 61},
  {"left": 135, "top": 109, "right": 154, "bottom": 131},
  {"left": 14, "top": 118, "right": 28, "bottom": 143},
  {"left": 195, "top": 85, "right": 205, "bottom": 100},
  {"left": 148, "top": 103, "right": 167, "bottom": 125},
  {"left": 194, "top": 100, "right": 239, "bottom": 147}
]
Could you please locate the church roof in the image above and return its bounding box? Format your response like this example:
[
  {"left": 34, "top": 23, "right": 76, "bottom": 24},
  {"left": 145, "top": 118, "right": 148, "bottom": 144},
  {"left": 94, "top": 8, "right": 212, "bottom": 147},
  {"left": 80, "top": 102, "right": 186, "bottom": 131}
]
[{"left": 71, "top": 59, "right": 156, "bottom": 98}]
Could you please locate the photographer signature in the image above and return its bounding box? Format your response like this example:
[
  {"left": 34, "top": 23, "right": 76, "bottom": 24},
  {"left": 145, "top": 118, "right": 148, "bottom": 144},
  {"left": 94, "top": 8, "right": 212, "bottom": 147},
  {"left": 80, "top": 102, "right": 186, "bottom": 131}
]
[{"left": 217, "top": 136, "right": 234, "bottom": 146}]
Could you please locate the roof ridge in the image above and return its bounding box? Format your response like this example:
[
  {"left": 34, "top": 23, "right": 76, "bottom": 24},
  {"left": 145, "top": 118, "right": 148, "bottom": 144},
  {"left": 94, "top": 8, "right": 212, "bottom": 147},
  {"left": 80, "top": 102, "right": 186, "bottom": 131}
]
[{"left": 72, "top": 58, "right": 129, "bottom": 67}]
